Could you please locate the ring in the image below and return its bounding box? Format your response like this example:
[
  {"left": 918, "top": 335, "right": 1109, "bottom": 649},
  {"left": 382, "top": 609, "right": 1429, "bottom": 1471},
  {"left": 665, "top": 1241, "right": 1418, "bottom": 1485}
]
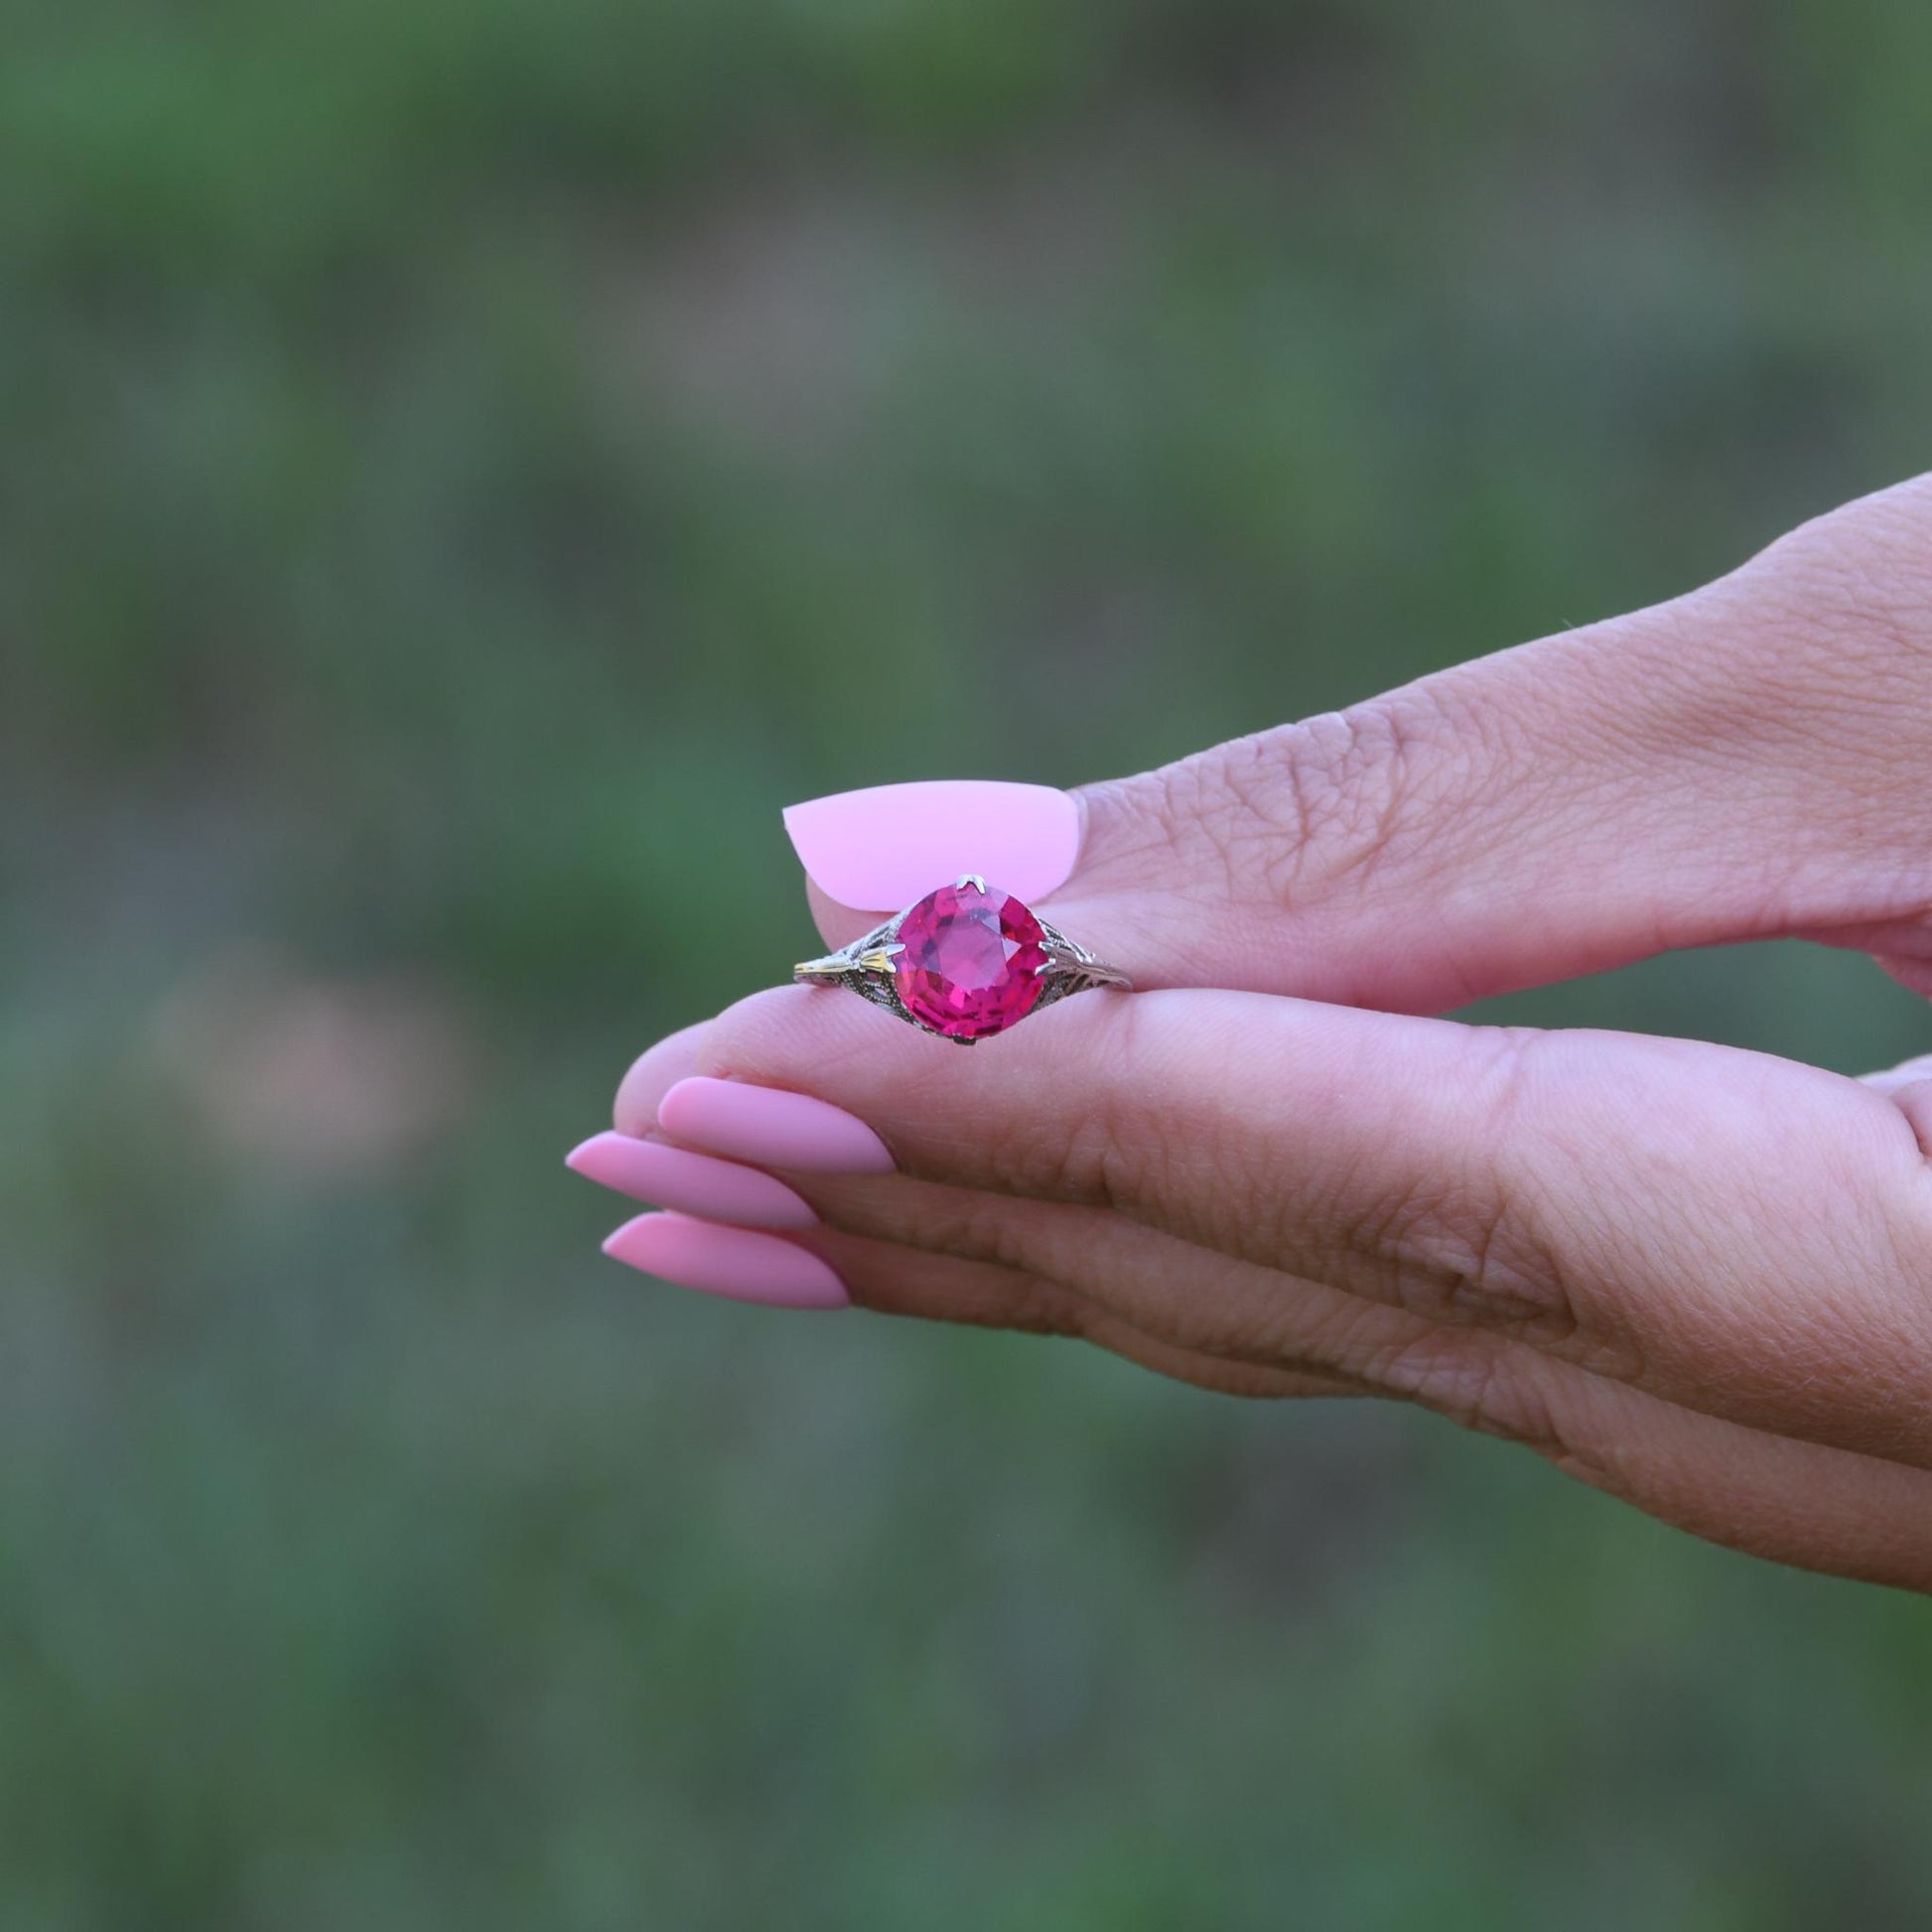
[{"left": 793, "top": 876, "right": 1132, "bottom": 1044}]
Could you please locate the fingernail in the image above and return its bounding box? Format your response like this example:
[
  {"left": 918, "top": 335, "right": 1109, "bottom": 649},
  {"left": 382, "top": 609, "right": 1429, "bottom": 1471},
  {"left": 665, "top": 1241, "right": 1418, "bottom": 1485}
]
[
  {"left": 658, "top": 1074, "right": 895, "bottom": 1173},
  {"left": 602, "top": 1211, "right": 850, "bottom": 1310},
  {"left": 782, "top": 779, "right": 1080, "bottom": 910},
  {"left": 566, "top": 1132, "right": 819, "bottom": 1230}
]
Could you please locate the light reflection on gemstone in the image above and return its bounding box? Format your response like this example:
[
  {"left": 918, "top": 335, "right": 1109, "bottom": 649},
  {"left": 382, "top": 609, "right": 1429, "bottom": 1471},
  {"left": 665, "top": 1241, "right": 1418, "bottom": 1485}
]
[{"left": 892, "top": 881, "right": 1048, "bottom": 1039}]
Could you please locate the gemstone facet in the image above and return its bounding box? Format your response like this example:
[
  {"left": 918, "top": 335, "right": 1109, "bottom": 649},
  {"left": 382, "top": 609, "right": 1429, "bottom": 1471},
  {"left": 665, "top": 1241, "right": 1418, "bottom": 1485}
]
[{"left": 892, "top": 880, "right": 1048, "bottom": 1040}]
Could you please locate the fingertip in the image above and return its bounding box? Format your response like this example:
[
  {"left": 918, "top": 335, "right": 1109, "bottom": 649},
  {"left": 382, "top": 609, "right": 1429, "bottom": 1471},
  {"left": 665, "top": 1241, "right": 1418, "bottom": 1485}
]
[
  {"left": 614, "top": 1017, "right": 713, "bottom": 1136},
  {"left": 601, "top": 1210, "right": 851, "bottom": 1310},
  {"left": 1882, "top": 1077, "right": 1932, "bottom": 1161},
  {"left": 804, "top": 874, "right": 879, "bottom": 952},
  {"left": 566, "top": 1131, "right": 621, "bottom": 1175},
  {"left": 1861, "top": 1051, "right": 1932, "bottom": 1094}
]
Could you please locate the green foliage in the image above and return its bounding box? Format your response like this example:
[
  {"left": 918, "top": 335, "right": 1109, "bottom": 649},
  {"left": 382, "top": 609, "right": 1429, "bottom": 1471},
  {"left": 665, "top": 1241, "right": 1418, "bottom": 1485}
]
[{"left": 4, "top": 0, "right": 1929, "bottom": 1922}]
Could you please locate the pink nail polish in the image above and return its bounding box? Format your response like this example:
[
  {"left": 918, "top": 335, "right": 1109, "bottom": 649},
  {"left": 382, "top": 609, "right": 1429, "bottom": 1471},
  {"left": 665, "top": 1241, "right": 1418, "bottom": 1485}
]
[
  {"left": 658, "top": 1075, "right": 895, "bottom": 1174},
  {"left": 566, "top": 1132, "right": 819, "bottom": 1230},
  {"left": 602, "top": 1211, "right": 850, "bottom": 1310},
  {"left": 782, "top": 779, "right": 1080, "bottom": 910}
]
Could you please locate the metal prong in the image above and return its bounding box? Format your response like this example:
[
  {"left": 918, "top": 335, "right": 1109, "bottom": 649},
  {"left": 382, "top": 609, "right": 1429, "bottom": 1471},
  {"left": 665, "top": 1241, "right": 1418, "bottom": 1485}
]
[{"left": 956, "top": 873, "right": 987, "bottom": 893}]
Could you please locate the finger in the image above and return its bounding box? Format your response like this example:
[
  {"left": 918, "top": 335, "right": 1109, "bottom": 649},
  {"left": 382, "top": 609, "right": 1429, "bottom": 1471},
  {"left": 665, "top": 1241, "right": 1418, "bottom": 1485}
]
[
  {"left": 613, "top": 1018, "right": 710, "bottom": 1137},
  {"left": 789, "top": 1215, "right": 1932, "bottom": 1593},
  {"left": 817, "top": 1229, "right": 1365, "bottom": 1401},
  {"left": 1873, "top": 951, "right": 1932, "bottom": 1001},
  {"left": 1863, "top": 1050, "right": 1932, "bottom": 1095},
  {"left": 781, "top": 480, "right": 1932, "bottom": 1012},
  {"left": 796, "top": 1160, "right": 1425, "bottom": 1383},
  {"left": 675, "top": 983, "right": 1932, "bottom": 1466},
  {"left": 598, "top": 1016, "right": 1932, "bottom": 1585},
  {"left": 1861, "top": 1054, "right": 1932, "bottom": 1158},
  {"left": 1884, "top": 1083, "right": 1932, "bottom": 1162},
  {"left": 804, "top": 874, "right": 874, "bottom": 954}
]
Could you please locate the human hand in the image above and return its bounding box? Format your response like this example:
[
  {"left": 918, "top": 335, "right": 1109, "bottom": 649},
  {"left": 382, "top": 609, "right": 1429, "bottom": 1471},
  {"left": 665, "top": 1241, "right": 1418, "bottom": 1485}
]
[{"left": 574, "top": 476, "right": 1932, "bottom": 1591}]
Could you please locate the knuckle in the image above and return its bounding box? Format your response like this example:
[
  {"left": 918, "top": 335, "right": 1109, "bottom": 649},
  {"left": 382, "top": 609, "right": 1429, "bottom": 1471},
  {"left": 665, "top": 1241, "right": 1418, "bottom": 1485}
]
[
  {"left": 983, "top": 1273, "right": 1092, "bottom": 1340},
  {"left": 833, "top": 1193, "right": 1095, "bottom": 1339},
  {"left": 1006, "top": 1079, "right": 1145, "bottom": 1213},
  {"left": 907, "top": 1186, "right": 1049, "bottom": 1281},
  {"left": 1375, "top": 1330, "right": 1619, "bottom": 1492},
  {"left": 980, "top": 1090, "right": 1081, "bottom": 1200},
  {"left": 1077, "top": 684, "right": 1492, "bottom": 915},
  {"left": 1382, "top": 1171, "right": 1580, "bottom": 1342},
  {"left": 1071, "top": 770, "right": 1194, "bottom": 888},
  {"left": 986, "top": 996, "right": 1158, "bottom": 1213},
  {"left": 1239, "top": 693, "right": 1475, "bottom": 908},
  {"left": 1077, "top": 755, "right": 1267, "bottom": 912},
  {"left": 1370, "top": 1328, "right": 1574, "bottom": 1459},
  {"left": 1342, "top": 1031, "right": 1650, "bottom": 1385}
]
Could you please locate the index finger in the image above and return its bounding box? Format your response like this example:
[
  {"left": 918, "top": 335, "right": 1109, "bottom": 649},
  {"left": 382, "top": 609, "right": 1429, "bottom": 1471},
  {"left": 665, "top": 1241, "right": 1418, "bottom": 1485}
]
[{"left": 662, "top": 982, "right": 1932, "bottom": 1468}]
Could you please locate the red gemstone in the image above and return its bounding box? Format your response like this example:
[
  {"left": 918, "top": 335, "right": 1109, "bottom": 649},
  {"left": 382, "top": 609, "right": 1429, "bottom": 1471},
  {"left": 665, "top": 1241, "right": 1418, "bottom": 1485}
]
[{"left": 893, "top": 881, "right": 1048, "bottom": 1039}]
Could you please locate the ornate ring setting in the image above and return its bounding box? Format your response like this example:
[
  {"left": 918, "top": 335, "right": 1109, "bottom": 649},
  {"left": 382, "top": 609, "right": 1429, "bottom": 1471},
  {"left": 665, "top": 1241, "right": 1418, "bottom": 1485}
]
[{"left": 793, "top": 876, "right": 1131, "bottom": 1044}]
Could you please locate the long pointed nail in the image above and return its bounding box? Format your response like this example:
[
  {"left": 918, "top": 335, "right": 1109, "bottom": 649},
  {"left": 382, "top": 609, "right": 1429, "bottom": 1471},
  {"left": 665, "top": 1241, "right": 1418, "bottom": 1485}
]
[
  {"left": 782, "top": 779, "right": 1080, "bottom": 910},
  {"left": 602, "top": 1212, "right": 850, "bottom": 1310},
  {"left": 566, "top": 1132, "right": 819, "bottom": 1229},
  {"left": 658, "top": 1075, "right": 894, "bottom": 1174}
]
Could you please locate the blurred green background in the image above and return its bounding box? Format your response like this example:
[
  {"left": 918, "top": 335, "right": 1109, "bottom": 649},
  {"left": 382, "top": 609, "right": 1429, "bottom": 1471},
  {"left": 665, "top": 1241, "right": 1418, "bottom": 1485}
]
[{"left": 6, "top": 1, "right": 1932, "bottom": 1924}]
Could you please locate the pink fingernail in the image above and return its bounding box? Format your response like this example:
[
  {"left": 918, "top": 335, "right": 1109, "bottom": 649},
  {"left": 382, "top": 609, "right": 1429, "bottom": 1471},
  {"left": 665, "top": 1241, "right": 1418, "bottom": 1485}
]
[
  {"left": 602, "top": 1211, "right": 850, "bottom": 1310},
  {"left": 658, "top": 1075, "right": 895, "bottom": 1173},
  {"left": 566, "top": 1132, "right": 819, "bottom": 1230},
  {"left": 782, "top": 779, "right": 1080, "bottom": 910}
]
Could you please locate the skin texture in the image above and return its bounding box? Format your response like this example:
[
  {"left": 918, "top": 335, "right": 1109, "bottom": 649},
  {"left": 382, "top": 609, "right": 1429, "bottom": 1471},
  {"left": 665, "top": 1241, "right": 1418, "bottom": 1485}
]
[{"left": 597, "top": 474, "right": 1932, "bottom": 1593}]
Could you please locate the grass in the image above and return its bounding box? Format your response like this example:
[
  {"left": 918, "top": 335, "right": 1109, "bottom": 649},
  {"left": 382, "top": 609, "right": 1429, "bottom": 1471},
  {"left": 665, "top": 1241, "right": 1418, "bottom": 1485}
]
[{"left": 3, "top": 1, "right": 1931, "bottom": 1922}]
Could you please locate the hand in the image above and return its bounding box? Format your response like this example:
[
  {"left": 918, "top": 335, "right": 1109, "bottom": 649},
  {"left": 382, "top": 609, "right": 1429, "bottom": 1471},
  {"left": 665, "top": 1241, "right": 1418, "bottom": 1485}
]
[{"left": 579, "top": 475, "right": 1932, "bottom": 1592}]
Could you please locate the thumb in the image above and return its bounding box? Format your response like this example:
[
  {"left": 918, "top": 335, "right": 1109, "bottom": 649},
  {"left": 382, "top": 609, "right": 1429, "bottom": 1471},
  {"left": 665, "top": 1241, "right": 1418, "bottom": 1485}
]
[
  {"left": 1068, "top": 476, "right": 1932, "bottom": 1012},
  {"left": 794, "top": 477, "right": 1932, "bottom": 1015}
]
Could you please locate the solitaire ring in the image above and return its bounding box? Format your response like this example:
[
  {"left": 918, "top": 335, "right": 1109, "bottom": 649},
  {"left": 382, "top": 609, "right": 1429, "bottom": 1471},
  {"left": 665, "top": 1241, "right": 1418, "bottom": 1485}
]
[{"left": 793, "top": 876, "right": 1132, "bottom": 1044}]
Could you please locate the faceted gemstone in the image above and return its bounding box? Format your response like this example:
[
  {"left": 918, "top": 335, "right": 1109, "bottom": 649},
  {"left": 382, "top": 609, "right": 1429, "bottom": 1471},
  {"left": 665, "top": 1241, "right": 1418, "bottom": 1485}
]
[{"left": 893, "top": 880, "right": 1048, "bottom": 1039}]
